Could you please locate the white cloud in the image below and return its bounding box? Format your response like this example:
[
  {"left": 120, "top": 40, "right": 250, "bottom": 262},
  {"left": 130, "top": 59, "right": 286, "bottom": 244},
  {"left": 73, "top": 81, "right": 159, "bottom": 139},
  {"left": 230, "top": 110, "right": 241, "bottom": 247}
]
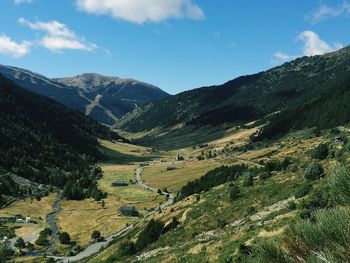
[
  {"left": 0, "top": 34, "right": 30, "bottom": 58},
  {"left": 272, "top": 31, "right": 342, "bottom": 64},
  {"left": 298, "top": 31, "right": 342, "bottom": 56},
  {"left": 309, "top": 2, "right": 350, "bottom": 23},
  {"left": 18, "top": 18, "right": 97, "bottom": 52},
  {"left": 75, "top": 0, "right": 205, "bottom": 24},
  {"left": 14, "top": 0, "right": 32, "bottom": 4},
  {"left": 272, "top": 52, "right": 297, "bottom": 64}
]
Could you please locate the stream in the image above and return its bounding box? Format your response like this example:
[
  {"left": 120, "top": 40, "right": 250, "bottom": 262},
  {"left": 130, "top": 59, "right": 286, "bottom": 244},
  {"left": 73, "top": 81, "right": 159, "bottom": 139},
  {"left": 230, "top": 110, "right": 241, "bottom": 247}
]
[{"left": 46, "top": 191, "right": 63, "bottom": 253}]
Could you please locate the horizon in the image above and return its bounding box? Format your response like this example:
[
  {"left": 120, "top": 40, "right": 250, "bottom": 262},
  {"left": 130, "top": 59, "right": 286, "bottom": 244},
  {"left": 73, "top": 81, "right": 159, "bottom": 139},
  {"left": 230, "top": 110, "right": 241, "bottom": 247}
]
[{"left": 1, "top": 0, "right": 350, "bottom": 94}]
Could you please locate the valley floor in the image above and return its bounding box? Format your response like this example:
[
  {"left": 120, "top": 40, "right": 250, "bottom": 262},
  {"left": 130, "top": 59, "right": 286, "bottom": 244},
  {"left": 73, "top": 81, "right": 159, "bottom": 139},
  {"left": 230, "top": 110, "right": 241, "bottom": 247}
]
[{"left": 2, "top": 123, "right": 349, "bottom": 262}]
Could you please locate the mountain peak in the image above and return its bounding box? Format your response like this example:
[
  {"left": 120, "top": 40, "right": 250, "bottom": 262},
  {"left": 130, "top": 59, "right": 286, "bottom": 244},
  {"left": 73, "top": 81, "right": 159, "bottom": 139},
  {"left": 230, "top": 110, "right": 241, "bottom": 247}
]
[{"left": 53, "top": 73, "right": 163, "bottom": 93}]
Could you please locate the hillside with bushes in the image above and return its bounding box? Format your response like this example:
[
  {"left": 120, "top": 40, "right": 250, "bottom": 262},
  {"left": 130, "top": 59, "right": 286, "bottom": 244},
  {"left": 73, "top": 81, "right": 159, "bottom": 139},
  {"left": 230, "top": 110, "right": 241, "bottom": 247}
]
[
  {"left": 118, "top": 46, "right": 350, "bottom": 134},
  {"left": 0, "top": 75, "right": 123, "bottom": 204}
]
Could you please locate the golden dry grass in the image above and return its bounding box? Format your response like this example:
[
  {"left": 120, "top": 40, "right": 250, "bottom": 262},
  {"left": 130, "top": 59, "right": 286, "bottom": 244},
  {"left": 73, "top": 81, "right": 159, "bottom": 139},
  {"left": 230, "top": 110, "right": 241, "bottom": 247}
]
[
  {"left": 212, "top": 126, "right": 260, "bottom": 149},
  {"left": 142, "top": 159, "right": 221, "bottom": 192},
  {"left": 99, "top": 163, "right": 164, "bottom": 204},
  {"left": 15, "top": 224, "right": 43, "bottom": 239},
  {"left": 0, "top": 193, "right": 56, "bottom": 220},
  {"left": 57, "top": 197, "right": 132, "bottom": 246},
  {"left": 58, "top": 162, "right": 165, "bottom": 247}
]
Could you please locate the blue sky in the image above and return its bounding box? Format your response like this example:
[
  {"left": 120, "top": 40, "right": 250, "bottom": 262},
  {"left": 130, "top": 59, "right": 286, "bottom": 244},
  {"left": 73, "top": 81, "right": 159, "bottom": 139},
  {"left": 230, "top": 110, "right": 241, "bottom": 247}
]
[{"left": 0, "top": 0, "right": 349, "bottom": 94}]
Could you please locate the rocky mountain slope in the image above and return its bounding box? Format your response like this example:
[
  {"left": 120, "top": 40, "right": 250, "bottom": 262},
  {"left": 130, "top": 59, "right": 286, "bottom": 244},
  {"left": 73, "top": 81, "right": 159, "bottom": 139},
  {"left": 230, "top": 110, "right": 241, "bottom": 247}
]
[{"left": 0, "top": 65, "right": 168, "bottom": 125}]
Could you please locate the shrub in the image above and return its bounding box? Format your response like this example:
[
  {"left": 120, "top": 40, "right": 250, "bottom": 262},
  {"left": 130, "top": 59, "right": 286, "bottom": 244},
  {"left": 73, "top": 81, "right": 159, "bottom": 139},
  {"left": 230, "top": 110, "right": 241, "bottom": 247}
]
[
  {"left": 243, "top": 174, "right": 254, "bottom": 187},
  {"left": 0, "top": 243, "right": 14, "bottom": 262},
  {"left": 302, "top": 183, "right": 333, "bottom": 210},
  {"left": 304, "top": 161, "right": 324, "bottom": 181},
  {"left": 294, "top": 181, "right": 312, "bottom": 198},
  {"left": 118, "top": 240, "right": 136, "bottom": 257},
  {"left": 91, "top": 230, "right": 101, "bottom": 240},
  {"left": 35, "top": 228, "right": 52, "bottom": 246},
  {"left": 59, "top": 232, "right": 71, "bottom": 245},
  {"left": 135, "top": 219, "right": 164, "bottom": 251},
  {"left": 259, "top": 172, "right": 271, "bottom": 181},
  {"left": 311, "top": 144, "right": 329, "bottom": 160},
  {"left": 328, "top": 163, "right": 350, "bottom": 205},
  {"left": 229, "top": 184, "right": 241, "bottom": 200},
  {"left": 14, "top": 237, "right": 25, "bottom": 251},
  {"left": 286, "top": 207, "right": 350, "bottom": 262},
  {"left": 288, "top": 201, "right": 296, "bottom": 210},
  {"left": 253, "top": 241, "right": 291, "bottom": 263},
  {"left": 35, "top": 235, "right": 49, "bottom": 246},
  {"left": 217, "top": 218, "right": 228, "bottom": 228}
]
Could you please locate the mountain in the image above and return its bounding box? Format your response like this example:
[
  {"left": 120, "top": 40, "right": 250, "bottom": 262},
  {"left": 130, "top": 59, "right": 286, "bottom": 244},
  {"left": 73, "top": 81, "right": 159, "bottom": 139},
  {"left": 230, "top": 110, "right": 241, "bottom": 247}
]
[
  {"left": 118, "top": 46, "right": 350, "bottom": 134},
  {"left": 259, "top": 77, "right": 350, "bottom": 139},
  {"left": 54, "top": 73, "right": 169, "bottom": 124},
  {"left": 0, "top": 74, "right": 123, "bottom": 205},
  {"left": 0, "top": 65, "right": 169, "bottom": 125}
]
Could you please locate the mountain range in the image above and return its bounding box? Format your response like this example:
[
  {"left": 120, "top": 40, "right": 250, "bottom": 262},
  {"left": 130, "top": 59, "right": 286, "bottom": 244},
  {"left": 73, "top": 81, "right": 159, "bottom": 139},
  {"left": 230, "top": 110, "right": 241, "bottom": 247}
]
[
  {"left": 118, "top": 45, "right": 350, "bottom": 138},
  {"left": 0, "top": 65, "right": 169, "bottom": 126}
]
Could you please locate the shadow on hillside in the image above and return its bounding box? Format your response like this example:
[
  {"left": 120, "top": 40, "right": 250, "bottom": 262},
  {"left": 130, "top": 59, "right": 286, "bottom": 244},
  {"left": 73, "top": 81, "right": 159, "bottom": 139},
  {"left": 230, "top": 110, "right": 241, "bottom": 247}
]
[
  {"left": 132, "top": 125, "right": 233, "bottom": 151},
  {"left": 100, "top": 145, "right": 158, "bottom": 164}
]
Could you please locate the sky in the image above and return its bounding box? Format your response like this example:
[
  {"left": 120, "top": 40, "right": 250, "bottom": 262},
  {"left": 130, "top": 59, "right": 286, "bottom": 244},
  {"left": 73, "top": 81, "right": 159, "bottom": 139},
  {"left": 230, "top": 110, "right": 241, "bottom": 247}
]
[{"left": 0, "top": 0, "right": 349, "bottom": 94}]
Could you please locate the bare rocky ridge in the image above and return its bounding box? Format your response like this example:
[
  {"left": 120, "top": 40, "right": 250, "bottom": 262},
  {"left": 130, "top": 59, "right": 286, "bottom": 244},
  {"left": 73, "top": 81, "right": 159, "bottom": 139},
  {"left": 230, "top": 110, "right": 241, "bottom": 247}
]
[{"left": 0, "top": 66, "right": 169, "bottom": 126}]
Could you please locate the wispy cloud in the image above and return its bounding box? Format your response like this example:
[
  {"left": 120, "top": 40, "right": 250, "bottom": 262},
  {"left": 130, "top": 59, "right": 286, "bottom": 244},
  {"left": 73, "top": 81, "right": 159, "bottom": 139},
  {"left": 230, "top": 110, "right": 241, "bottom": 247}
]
[
  {"left": 272, "top": 31, "right": 342, "bottom": 64},
  {"left": 0, "top": 34, "right": 30, "bottom": 58},
  {"left": 272, "top": 52, "right": 298, "bottom": 64},
  {"left": 18, "top": 18, "right": 97, "bottom": 52},
  {"left": 308, "top": 2, "right": 350, "bottom": 23},
  {"left": 297, "top": 31, "right": 342, "bottom": 56},
  {"left": 14, "top": 0, "right": 32, "bottom": 4},
  {"left": 75, "top": 0, "right": 205, "bottom": 24}
]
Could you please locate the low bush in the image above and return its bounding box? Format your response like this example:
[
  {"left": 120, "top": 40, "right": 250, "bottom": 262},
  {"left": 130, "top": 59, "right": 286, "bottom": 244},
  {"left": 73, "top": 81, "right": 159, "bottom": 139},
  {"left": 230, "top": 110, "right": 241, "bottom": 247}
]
[
  {"left": 229, "top": 184, "right": 241, "bottom": 200},
  {"left": 311, "top": 143, "right": 329, "bottom": 160},
  {"left": 118, "top": 240, "right": 136, "bottom": 257},
  {"left": 304, "top": 161, "right": 324, "bottom": 181},
  {"left": 135, "top": 219, "right": 164, "bottom": 251},
  {"left": 294, "top": 181, "right": 312, "bottom": 198}
]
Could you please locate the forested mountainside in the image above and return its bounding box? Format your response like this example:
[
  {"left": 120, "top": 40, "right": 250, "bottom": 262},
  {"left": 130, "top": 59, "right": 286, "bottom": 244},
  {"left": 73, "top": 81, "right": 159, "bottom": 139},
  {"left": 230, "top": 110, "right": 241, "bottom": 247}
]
[
  {"left": 0, "top": 65, "right": 168, "bottom": 125},
  {"left": 118, "top": 46, "right": 350, "bottom": 133},
  {"left": 0, "top": 75, "right": 123, "bottom": 204},
  {"left": 260, "top": 77, "right": 350, "bottom": 139}
]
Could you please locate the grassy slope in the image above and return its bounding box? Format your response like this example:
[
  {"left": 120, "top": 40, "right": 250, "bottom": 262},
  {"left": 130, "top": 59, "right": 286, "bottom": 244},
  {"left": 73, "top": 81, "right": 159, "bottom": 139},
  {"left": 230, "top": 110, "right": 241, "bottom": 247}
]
[{"left": 87, "top": 125, "right": 349, "bottom": 263}]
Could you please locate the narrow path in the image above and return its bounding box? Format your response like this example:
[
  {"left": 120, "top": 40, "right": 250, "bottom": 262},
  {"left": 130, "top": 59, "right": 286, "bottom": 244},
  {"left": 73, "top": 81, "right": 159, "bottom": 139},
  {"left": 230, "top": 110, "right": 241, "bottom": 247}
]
[{"left": 52, "top": 167, "right": 174, "bottom": 262}]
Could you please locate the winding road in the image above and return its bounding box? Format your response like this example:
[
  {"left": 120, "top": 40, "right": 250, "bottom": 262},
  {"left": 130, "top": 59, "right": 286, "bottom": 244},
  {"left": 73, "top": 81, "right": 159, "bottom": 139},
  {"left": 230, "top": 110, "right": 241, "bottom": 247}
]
[
  {"left": 136, "top": 167, "right": 175, "bottom": 210},
  {"left": 52, "top": 166, "right": 175, "bottom": 262}
]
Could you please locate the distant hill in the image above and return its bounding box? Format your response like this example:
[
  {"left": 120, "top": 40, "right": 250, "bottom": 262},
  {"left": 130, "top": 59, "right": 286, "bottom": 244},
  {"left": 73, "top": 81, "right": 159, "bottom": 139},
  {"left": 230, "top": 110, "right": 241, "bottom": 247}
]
[
  {"left": 0, "top": 75, "right": 122, "bottom": 203},
  {"left": 118, "top": 46, "right": 350, "bottom": 134},
  {"left": 0, "top": 65, "right": 169, "bottom": 125}
]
